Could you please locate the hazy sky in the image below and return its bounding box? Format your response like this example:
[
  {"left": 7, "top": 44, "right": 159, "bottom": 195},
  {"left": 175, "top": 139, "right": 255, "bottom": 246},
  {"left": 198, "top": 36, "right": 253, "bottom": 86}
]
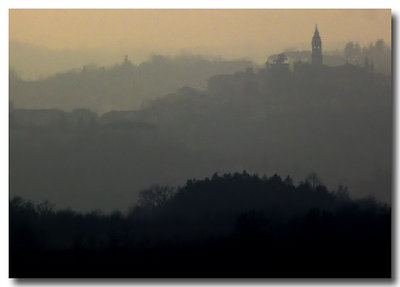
[{"left": 9, "top": 9, "right": 391, "bottom": 75}]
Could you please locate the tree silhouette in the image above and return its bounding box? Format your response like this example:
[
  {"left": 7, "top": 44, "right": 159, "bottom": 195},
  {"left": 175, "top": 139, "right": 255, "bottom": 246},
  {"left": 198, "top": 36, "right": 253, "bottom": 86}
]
[
  {"left": 9, "top": 171, "right": 391, "bottom": 278},
  {"left": 137, "top": 185, "right": 175, "bottom": 208}
]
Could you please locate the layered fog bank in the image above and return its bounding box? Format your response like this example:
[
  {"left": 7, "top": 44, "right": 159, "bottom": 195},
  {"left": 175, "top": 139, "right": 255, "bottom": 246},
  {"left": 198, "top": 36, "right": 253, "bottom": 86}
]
[{"left": 10, "top": 42, "right": 392, "bottom": 211}]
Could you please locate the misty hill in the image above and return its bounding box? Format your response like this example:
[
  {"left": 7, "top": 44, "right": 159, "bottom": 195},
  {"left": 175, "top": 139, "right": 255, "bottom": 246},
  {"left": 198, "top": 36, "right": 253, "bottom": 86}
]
[
  {"left": 10, "top": 58, "right": 391, "bottom": 212},
  {"left": 10, "top": 172, "right": 391, "bottom": 277},
  {"left": 98, "top": 62, "right": 392, "bottom": 204},
  {"left": 10, "top": 39, "right": 390, "bottom": 116},
  {"left": 9, "top": 41, "right": 124, "bottom": 80},
  {"left": 10, "top": 54, "right": 252, "bottom": 114}
]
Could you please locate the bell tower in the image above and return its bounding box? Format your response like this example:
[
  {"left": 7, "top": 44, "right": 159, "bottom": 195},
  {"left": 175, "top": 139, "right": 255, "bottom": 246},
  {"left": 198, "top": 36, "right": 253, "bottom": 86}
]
[{"left": 311, "top": 25, "right": 322, "bottom": 66}]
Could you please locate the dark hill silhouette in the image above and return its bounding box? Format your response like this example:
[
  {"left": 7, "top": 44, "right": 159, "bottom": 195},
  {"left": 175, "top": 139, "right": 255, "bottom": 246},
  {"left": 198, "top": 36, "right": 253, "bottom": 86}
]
[{"left": 10, "top": 172, "right": 391, "bottom": 277}]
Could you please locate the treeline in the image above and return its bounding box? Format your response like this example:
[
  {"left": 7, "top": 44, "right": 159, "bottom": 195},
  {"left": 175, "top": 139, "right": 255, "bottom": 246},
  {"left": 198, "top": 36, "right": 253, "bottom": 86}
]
[
  {"left": 343, "top": 39, "right": 391, "bottom": 74},
  {"left": 10, "top": 172, "right": 391, "bottom": 277}
]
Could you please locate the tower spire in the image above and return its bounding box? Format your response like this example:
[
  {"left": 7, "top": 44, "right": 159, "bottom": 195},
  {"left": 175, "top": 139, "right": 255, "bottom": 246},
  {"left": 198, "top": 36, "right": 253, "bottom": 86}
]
[{"left": 311, "top": 25, "right": 322, "bottom": 66}]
